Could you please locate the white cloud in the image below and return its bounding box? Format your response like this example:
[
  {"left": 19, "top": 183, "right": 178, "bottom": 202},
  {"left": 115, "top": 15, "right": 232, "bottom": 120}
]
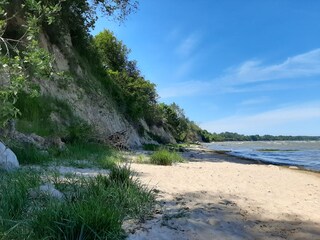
[{"left": 200, "top": 102, "right": 320, "bottom": 135}]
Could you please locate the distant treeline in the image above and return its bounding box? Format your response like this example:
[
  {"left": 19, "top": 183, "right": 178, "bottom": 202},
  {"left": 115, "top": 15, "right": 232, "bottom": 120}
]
[{"left": 199, "top": 130, "right": 320, "bottom": 142}]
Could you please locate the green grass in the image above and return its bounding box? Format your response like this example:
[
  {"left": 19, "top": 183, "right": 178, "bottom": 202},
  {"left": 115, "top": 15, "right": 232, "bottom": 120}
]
[
  {"left": 0, "top": 166, "right": 154, "bottom": 240},
  {"left": 54, "top": 141, "right": 121, "bottom": 169},
  {"left": 8, "top": 141, "right": 121, "bottom": 169},
  {"left": 9, "top": 143, "right": 53, "bottom": 165},
  {"left": 142, "top": 144, "right": 160, "bottom": 151},
  {"left": 15, "top": 92, "right": 74, "bottom": 137},
  {"left": 15, "top": 92, "right": 93, "bottom": 144},
  {"left": 150, "top": 149, "right": 185, "bottom": 166}
]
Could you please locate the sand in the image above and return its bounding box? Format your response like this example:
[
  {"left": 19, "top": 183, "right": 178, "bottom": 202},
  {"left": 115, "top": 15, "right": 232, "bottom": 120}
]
[{"left": 125, "top": 146, "right": 320, "bottom": 240}]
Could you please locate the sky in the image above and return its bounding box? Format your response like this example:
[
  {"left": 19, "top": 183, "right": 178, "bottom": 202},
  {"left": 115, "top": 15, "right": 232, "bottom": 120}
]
[{"left": 92, "top": 0, "right": 320, "bottom": 136}]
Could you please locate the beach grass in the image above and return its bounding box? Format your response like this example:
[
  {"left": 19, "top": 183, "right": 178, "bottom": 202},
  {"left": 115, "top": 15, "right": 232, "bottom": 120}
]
[
  {"left": 9, "top": 141, "right": 121, "bottom": 169},
  {"left": 150, "top": 149, "right": 185, "bottom": 166},
  {"left": 0, "top": 166, "right": 154, "bottom": 240}
]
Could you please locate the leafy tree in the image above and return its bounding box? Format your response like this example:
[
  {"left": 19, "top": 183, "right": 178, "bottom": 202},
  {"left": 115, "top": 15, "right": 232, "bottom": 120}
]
[
  {"left": 159, "top": 103, "right": 190, "bottom": 142},
  {"left": 94, "top": 29, "right": 129, "bottom": 71},
  {"left": 0, "top": 0, "right": 138, "bottom": 127},
  {"left": 93, "top": 30, "right": 158, "bottom": 121},
  {"left": 0, "top": 0, "right": 62, "bottom": 126}
]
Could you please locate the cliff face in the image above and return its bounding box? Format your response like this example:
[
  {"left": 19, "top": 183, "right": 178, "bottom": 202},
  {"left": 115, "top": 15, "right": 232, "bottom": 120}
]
[{"left": 30, "top": 31, "right": 175, "bottom": 148}]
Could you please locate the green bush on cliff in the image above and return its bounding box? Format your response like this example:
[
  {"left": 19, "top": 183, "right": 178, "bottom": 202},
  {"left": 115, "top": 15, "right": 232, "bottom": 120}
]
[{"left": 93, "top": 30, "right": 158, "bottom": 121}]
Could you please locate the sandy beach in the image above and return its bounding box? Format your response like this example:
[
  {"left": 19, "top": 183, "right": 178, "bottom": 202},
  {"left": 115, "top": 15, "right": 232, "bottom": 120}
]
[{"left": 125, "top": 146, "right": 320, "bottom": 240}]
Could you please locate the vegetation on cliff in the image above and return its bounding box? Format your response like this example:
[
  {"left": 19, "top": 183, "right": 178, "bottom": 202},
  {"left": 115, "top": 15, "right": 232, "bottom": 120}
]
[
  {"left": 1, "top": 0, "right": 318, "bottom": 147},
  {"left": 0, "top": 0, "right": 208, "bottom": 145}
]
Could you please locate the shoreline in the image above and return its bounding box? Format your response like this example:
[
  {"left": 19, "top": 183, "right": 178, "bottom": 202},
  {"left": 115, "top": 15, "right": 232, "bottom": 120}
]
[
  {"left": 200, "top": 143, "right": 320, "bottom": 174},
  {"left": 126, "top": 144, "right": 320, "bottom": 239}
]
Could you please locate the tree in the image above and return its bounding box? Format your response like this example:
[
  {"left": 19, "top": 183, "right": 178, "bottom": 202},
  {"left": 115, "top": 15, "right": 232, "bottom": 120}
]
[
  {"left": 0, "top": 0, "right": 62, "bottom": 126},
  {"left": 0, "top": 0, "right": 138, "bottom": 126},
  {"left": 94, "top": 29, "right": 129, "bottom": 71},
  {"left": 93, "top": 30, "right": 158, "bottom": 121},
  {"left": 159, "top": 103, "right": 190, "bottom": 142}
]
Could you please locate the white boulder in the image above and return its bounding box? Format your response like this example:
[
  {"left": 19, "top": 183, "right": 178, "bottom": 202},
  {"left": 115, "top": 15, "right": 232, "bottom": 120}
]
[{"left": 0, "top": 142, "right": 19, "bottom": 171}]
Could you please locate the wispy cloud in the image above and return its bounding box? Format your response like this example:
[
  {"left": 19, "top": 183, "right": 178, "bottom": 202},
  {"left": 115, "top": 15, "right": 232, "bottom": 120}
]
[
  {"left": 173, "top": 59, "right": 195, "bottom": 79},
  {"left": 165, "top": 28, "right": 181, "bottom": 42},
  {"left": 159, "top": 49, "right": 320, "bottom": 99},
  {"left": 175, "top": 33, "right": 200, "bottom": 57},
  {"left": 200, "top": 102, "right": 320, "bottom": 135},
  {"left": 239, "top": 97, "right": 270, "bottom": 106},
  {"left": 225, "top": 81, "right": 320, "bottom": 93},
  {"left": 223, "top": 48, "right": 320, "bottom": 85}
]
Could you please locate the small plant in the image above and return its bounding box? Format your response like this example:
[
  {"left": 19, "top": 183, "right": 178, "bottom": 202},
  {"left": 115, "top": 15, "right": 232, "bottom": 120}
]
[
  {"left": 150, "top": 149, "right": 185, "bottom": 166},
  {"left": 109, "top": 164, "right": 132, "bottom": 185}
]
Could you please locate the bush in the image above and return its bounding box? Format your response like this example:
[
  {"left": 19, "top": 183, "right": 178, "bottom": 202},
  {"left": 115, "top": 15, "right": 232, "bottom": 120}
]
[{"left": 150, "top": 149, "right": 185, "bottom": 166}]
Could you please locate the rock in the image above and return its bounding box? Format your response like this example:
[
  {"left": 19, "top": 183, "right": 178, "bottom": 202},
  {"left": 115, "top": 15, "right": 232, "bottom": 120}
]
[
  {"left": 13, "top": 131, "right": 65, "bottom": 150},
  {"left": 29, "top": 183, "right": 65, "bottom": 200},
  {"left": 149, "top": 125, "right": 177, "bottom": 144},
  {"left": 0, "top": 142, "right": 19, "bottom": 171},
  {"left": 289, "top": 166, "right": 299, "bottom": 170},
  {"left": 45, "top": 136, "right": 65, "bottom": 150},
  {"left": 13, "top": 132, "right": 46, "bottom": 149}
]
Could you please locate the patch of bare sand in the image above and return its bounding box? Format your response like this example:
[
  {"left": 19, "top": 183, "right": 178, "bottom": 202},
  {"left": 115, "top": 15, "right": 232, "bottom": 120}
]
[{"left": 125, "top": 147, "right": 320, "bottom": 240}]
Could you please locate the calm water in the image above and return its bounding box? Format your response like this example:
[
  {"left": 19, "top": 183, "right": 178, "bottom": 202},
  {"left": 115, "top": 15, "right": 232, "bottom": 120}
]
[{"left": 207, "top": 141, "right": 320, "bottom": 171}]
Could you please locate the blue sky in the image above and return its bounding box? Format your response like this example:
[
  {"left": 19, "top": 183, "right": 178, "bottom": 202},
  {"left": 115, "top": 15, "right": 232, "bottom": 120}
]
[{"left": 92, "top": 0, "right": 320, "bottom": 136}]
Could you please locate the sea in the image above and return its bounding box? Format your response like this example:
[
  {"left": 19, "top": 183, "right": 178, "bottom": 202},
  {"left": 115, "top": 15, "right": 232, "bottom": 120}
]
[{"left": 206, "top": 141, "right": 320, "bottom": 172}]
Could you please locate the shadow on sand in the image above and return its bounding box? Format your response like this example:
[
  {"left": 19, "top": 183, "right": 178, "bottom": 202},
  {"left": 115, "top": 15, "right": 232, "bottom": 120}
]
[{"left": 149, "top": 191, "right": 320, "bottom": 240}]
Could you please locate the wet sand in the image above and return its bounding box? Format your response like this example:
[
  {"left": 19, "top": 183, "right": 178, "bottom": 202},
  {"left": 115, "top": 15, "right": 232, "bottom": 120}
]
[{"left": 125, "top": 146, "right": 320, "bottom": 240}]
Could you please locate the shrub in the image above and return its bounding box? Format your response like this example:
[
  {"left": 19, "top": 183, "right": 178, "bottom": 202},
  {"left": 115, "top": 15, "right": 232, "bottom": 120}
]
[
  {"left": 150, "top": 149, "right": 185, "bottom": 166},
  {"left": 109, "top": 164, "right": 132, "bottom": 185}
]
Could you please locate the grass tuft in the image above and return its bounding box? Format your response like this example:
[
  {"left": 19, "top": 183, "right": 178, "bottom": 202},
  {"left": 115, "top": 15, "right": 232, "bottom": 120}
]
[
  {"left": 0, "top": 166, "right": 154, "bottom": 239},
  {"left": 150, "top": 149, "right": 185, "bottom": 166}
]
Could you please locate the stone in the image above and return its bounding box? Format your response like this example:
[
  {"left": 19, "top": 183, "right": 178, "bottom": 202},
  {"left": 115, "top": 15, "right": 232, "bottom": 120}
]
[
  {"left": 0, "top": 142, "right": 19, "bottom": 171},
  {"left": 29, "top": 183, "right": 65, "bottom": 200},
  {"left": 45, "top": 136, "right": 65, "bottom": 150},
  {"left": 13, "top": 132, "right": 46, "bottom": 149}
]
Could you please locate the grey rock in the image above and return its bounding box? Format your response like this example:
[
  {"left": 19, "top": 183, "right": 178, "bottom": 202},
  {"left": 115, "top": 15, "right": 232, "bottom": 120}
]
[
  {"left": 0, "top": 142, "right": 19, "bottom": 171},
  {"left": 29, "top": 183, "right": 65, "bottom": 200}
]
